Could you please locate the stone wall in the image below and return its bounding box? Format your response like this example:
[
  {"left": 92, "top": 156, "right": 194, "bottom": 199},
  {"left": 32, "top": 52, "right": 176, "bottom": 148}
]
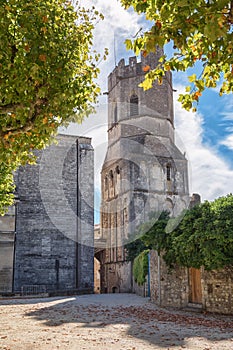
[
  {"left": 76, "top": 139, "right": 94, "bottom": 291},
  {"left": 0, "top": 206, "right": 16, "bottom": 293},
  {"left": 149, "top": 250, "right": 233, "bottom": 314},
  {"left": 103, "top": 261, "right": 132, "bottom": 293},
  {"left": 94, "top": 257, "right": 101, "bottom": 294},
  {"left": 133, "top": 276, "right": 149, "bottom": 298},
  {"left": 150, "top": 250, "right": 189, "bottom": 308},
  {"left": 0, "top": 233, "right": 15, "bottom": 293},
  {"left": 202, "top": 267, "right": 233, "bottom": 314},
  {"left": 13, "top": 135, "right": 94, "bottom": 294},
  {"left": 108, "top": 52, "right": 174, "bottom": 127}
]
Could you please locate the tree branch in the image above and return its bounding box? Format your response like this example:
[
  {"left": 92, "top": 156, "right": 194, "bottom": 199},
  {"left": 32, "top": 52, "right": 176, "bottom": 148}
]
[
  {"left": 0, "top": 94, "right": 49, "bottom": 137},
  {"left": 230, "top": 0, "right": 233, "bottom": 24},
  {"left": 0, "top": 103, "right": 25, "bottom": 114}
]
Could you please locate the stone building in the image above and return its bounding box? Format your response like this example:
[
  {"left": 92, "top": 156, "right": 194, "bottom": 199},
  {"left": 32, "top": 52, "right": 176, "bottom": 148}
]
[
  {"left": 0, "top": 135, "right": 94, "bottom": 295},
  {"left": 100, "top": 52, "right": 190, "bottom": 294}
]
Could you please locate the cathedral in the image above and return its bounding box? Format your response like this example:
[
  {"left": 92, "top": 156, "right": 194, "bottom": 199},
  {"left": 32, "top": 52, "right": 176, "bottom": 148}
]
[{"left": 99, "top": 51, "right": 190, "bottom": 293}]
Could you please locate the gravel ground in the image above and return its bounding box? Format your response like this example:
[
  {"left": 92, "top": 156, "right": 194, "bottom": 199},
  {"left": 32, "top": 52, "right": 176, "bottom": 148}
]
[{"left": 0, "top": 293, "right": 233, "bottom": 350}]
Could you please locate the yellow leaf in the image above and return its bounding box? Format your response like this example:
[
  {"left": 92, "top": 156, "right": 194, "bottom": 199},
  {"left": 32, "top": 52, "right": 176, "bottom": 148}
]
[
  {"left": 188, "top": 74, "right": 196, "bottom": 83},
  {"left": 139, "top": 79, "right": 153, "bottom": 90},
  {"left": 164, "top": 63, "right": 171, "bottom": 71}
]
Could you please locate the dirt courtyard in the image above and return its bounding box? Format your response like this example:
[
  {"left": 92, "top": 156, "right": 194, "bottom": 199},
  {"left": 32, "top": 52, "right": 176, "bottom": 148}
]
[{"left": 0, "top": 293, "right": 233, "bottom": 350}]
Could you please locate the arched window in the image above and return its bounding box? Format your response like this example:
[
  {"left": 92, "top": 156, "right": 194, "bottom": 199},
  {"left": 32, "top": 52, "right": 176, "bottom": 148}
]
[
  {"left": 109, "top": 170, "right": 114, "bottom": 186},
  {"left": 166, "top": 164, "right": 171, "bottom": 181},
  {"left": 130, "top": 94, "right": 139, "bottom": 116},
  {"left": 116, "top": 166, "right": 120, "bottom": 174},
  {"left": 104, "top": 176, "right": 108, "bottom": 187}
]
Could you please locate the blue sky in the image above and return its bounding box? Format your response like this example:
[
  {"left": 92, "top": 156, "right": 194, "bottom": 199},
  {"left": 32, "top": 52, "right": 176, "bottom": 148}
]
[{"left": 61, "top": 0, "right": 233, "bottom": 223}]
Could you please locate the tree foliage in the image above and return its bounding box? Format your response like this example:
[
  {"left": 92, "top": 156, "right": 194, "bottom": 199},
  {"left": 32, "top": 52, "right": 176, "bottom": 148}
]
[
  {"left": 125, "top": 237, "right": 148, "bottom": 262},
  {"left": 129, "top": 195, "right": 233, "bottom": 271},
  {"left": 126, "top": 211, "right": 170, "bottom": 284},
  {"left": 125, "top": 211, "right": 170, "bottom": 260},
  {"left": 121, "top": 0, "right": 233, "bottom": 111},
  {"left": 139, "top": 211, "right": 170, "bottom": 255},
  {"left": 170, "top": 194, "right": 233, "bottom": 270},
  {"left": 0, "top": 0, "right": 106, "bottom": 214}
]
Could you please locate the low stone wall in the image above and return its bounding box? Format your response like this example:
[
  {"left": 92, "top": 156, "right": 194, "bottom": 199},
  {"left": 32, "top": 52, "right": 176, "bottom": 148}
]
[
  {"left": 133, "top": 276, "right": 149, "bottom": 298},
  {"left": 150, "top": 250, "right": 188, "bottom": 308},
  {"left": 149, "top": 250, "right": 233, "bottom": 314},
  {"left": 202, "top": 267, "right": 233, "bottom": 314}
]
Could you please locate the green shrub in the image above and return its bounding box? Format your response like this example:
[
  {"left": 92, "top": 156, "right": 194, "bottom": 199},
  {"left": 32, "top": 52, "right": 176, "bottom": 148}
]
[{"left": 133, "top": 250, "right": 149, "bottom": 286}]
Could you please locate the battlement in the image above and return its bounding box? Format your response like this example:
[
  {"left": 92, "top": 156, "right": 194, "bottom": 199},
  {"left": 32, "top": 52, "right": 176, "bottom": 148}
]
[{"left": 108, "top": 49, "right": 163, "bottom": 92}]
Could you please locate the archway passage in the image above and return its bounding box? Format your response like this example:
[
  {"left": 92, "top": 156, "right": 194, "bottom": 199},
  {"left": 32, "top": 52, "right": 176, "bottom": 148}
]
[
  {"left": 112, "top": 286, "right": 119, "bottom": 293},
  {"left": 94, "top": 246, "right": 106, "bottom": 294}
]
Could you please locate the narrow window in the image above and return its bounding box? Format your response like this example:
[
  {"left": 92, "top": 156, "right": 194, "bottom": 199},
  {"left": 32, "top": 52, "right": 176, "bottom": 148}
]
[
  {"left": 166, "top": 164, "right": 171, "bottom": 181},
  {"left": 109, "top": 170, "right": 114, "bottom": 187},
  {"left": 104, "top": 176, "right": 108, "bottom": 189},
  {"left": 130, "top": 94, "right": 139, "bottom": 116},
  {"left": 114, "top": 105, "right": 117, "bottom": 123}
]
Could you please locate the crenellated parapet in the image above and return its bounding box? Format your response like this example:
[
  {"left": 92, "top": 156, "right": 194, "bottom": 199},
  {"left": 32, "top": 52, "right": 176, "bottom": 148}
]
[{"left": 108, "top": 49, "right": 165, "bottom": 92}]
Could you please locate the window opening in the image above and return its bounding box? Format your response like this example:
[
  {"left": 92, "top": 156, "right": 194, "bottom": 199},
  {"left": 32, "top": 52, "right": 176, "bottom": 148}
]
[
  {"left": 114, "top": 105, "right": 117, "bottom": 123},
  {"left": 130, "top": 94, "right": 139, "bottom": 116},
  {"left": 166, "top": 165, "right": 171, "bottom": 181}
]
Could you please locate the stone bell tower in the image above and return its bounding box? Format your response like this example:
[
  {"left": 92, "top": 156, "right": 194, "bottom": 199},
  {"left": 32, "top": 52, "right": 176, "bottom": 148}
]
[{"left": 100, "top": 51, "right": 189, "bottom": 294}]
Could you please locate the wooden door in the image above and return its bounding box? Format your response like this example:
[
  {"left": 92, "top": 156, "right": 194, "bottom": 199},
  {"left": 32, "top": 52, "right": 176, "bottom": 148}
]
[{"left": 189, "top": 268, "right": 202, "bottom": 304}]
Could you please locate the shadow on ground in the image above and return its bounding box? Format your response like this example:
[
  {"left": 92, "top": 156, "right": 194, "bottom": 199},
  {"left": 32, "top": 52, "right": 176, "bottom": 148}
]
[{"left": 18, "top": 293, "right": 233, "bottom": 349}]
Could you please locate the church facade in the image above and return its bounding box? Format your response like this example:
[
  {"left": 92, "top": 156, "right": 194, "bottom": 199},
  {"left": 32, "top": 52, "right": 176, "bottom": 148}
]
[
  {"left": 0, "top": 135, "right": 94, "bottom": 295},
  {"left": 100, "top": 51, "right": 190, "bottom": 293}
]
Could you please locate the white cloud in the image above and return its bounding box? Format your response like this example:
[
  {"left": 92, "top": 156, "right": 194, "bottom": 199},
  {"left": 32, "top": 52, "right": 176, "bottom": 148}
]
[
  {"left": 220, "top": 134, "right": 233, "bottom": 150},
  {"left": 82, "top": 0, "right": 144, "bottom": 90},
  {"left": 174, "top": 87, "right": 233, "bottom": 201},
  {"left": 59, "top": 103, "right": 108, "bottom": 189}
]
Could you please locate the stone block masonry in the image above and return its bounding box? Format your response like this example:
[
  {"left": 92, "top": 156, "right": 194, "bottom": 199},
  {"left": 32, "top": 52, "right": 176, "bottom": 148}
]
[
  {"left": 100, "top": 51, "right": 189, "bottom": 294},
  {"left": 13, "top": 135, "right": 94, "bottom": 294},
  {"left": 150, "top": 250, "right": 233, "bottom": 315}
]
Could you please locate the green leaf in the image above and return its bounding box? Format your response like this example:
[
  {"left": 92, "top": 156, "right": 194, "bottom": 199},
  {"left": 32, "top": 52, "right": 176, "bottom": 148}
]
[{"left": 120, "top": 0, "right": 232, "bottom": 110}]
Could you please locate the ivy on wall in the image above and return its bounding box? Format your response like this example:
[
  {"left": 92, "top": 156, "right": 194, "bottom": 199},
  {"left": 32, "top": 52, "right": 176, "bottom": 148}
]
[
  {"left": 127, "top": 194, "right": 233, "bottom": 272},
  {"left": 133, "top": 249, "right": 150, "bottom": 286}
]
